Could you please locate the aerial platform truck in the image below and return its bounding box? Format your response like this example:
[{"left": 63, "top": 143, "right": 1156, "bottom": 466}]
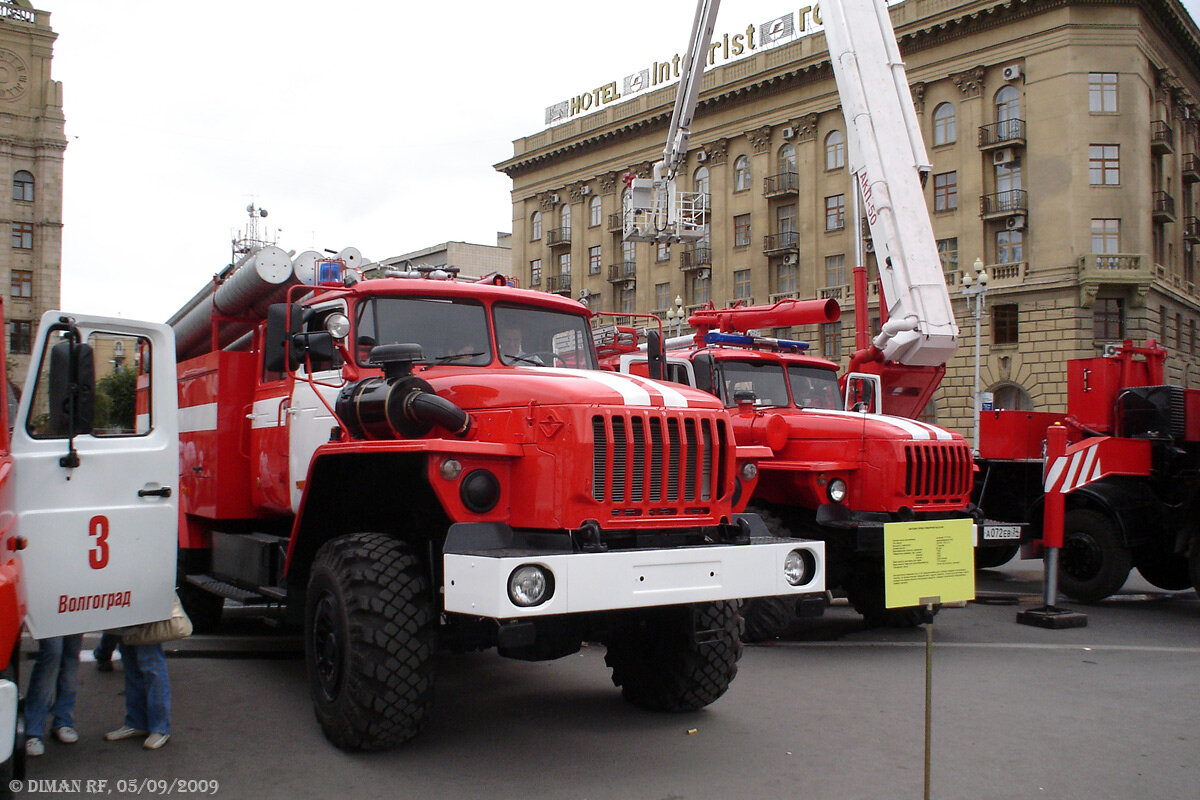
[
  {"left": 165, "top": 236, "right": 825, "bottom": 750},
  {"left": 615, "top": 0, "right": 1005, "bottom": 635}
]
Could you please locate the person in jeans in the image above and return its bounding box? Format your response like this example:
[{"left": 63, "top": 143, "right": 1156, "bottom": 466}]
[
  {"left": 92, "top": 631, "right": 120, "bottom": 672},
  {"left": 104, "top": 641, "right": 170, "bottom": 750},
  {"left": 24, "top": 634, "right": 83, "bottom": 757}
]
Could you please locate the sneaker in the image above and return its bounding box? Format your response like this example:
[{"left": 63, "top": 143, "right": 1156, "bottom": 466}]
[
  {"left": 142, "top": 732, "right": 169, "bottom": 750},
  {"left": 52, "top": 726, "right": 79, "bottom": 744},
  {"left": 105, "top": 725, "right": 148, "bottom": 742},
  {"left": 25, "top": 737, "right": 44, "bottom": 757}
]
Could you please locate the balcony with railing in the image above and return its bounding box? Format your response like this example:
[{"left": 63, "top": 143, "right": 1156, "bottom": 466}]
[
  {"left": 763, "top": 171, "right": 800, "bottom": 197},
  {"left": 978, "top": 118, "right": 1026, "bottom": 149},
  {"left": 1152, "top": 190, "right": 1176, "bottom": 223},
  {"left": 768, "top": 290, "right": 801, "bottom": 303},
  {"left": 680, "top": 246, "right": 712, "bottom": 271},
  {"left": 1151, "top": 120, "right": 1174, "bottom": 155},
  {"left": 545, "top": 227, "right": 571, "bottom": 247},
  {"left": 1185, "top": 217, "right": 1200, "bottom": 243},
  {"left": 544, "top": 274, "right": 572, "bottom": 295},
  {"left": 979, "top": 189, "right": 1028, "bottom": 219},
  {"left": 607, "top": 261, "right": 637, "bottom": 284},
  {"left": 985, "top": 261, "right": 1027, "bottom": 287},
  {"left": 1077, "top": 253, "right": 1151, "bottom": 299},
  {"left": 818, "top": 284, "right": 851, "bottom": 302},
  {"left": 608, "top": 213, "right": 623, "bottom": 232},
  {"left": 763, "top": 231, "right": 799, "bottom": 255},
  {"left": 1183, "top": 154, "right": 1200, "bottom": 183}
]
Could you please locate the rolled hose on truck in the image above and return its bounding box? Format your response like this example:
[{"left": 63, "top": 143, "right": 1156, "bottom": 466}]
[{"left": 336, "top": 374, "right": 471, "bottom": 440}]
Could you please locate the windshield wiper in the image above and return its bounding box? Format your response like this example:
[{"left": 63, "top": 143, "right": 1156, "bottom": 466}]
[{"left": 434, "top": 351, "right": 486, "bottom": 363}]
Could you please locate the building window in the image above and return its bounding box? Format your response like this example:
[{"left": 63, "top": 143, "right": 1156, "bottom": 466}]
[
  {"left": 1091, "top": 219, "right": 1120, "bottom": 253},
  {"left": 825, "top": 130, "right": 845, "bottom": 170},
  {"left": 1089, "top": 145, "right": 1120, "bottom": 186},
  {"left": 620, "top": 286, "right": 636, "bottom": 314},
  {"left": 775, "top": 263, "right": 798, "bottom": 295},
  {"left": 995, "top": 85, "right": 1021, "bottom": 125},
  {"left": 825, "top": 254, "right": 846, "bottom": 287},
  {"left": 690, "top": 272, "right": 712, "bottom": 306},
  {"left": 1089, "top": 73, "right": 1118, "bottom": 113},
  {"left": 821, "top": 321, "right": 842, "bottom": 359},
  {"left": 932, "top": 103, "right": 956, "bottom": 146},
  {"left": 558, "top": 253, "right": 571, "bottom": 277},
  {"left": 993, "top": 383, "right": 1033, "bottom": 411},
  {"left": 734, "top": 214, "right": 752, "bottom": 247},
  {"left": 530, "top": 259, "right": 542, "bottom": 287},
  {"left": 655, "top": 282, "right": 671, "bottom": 313},
  {"left": 937, "top": 238, "right": 959, "bottom": 273},
  {"left": 1176, "top": 312, "right": 1184, "bottom": 351},
  {"left": 733, "top": 155, "right": 751, "bottom": 191},
  {"left": 734, "top": 269, "right": 751, "bottom": 301},
  {"left": 993, "top": 303, "right": 1018, "bottom": 345},
  {"left": 693, "top": 166, "right": 709, "bottom": 196},
  {"left": 1093, "top": 297, "right": 1123, "bottom": 340},
  {"left": 588, "top": 245, "right": 602, "bottom": 275},
  {"left": 778, "top": 144, "right": 796, "bottom": 173},
  {"left": 776, "top": 204, "right": 796, "bottom": 234},
  {"left": 10, "top": 223, "right": 32, "bottom": 250},
  {"left": 560, "top": 203, "right": 571, "bottom": 230},
  {"left": 589, "top": 196, "right": 602, "bottom": 227},
  {"left": 996, "top": 229, "right": 1023, "bottom": 263},
  {"left": 622, "top": 239, "right": 636, "bottom": 265},
  {"left": 10, "top": 269, "right": 31, "bottom": 298},
  {"left": 9, "top": 320, "right": 31, "bottom": 355},
  {"left": 12, "top": 170, "right": 33, "bottom": 202},
  {"left": 933, "top": 172, "right": 957, "bottom": 212},
  {"left": 656, "top": 242, "right": 671, "bottom": 262},
  {"left": 825, "top": 195, "right": 845, "bottom": 231},
  {"left": 1160, "top": 304, "right": 1168, "bottom": 345},
  {"left": 530, "top": 211, "right": 542, "bottom": 241}
]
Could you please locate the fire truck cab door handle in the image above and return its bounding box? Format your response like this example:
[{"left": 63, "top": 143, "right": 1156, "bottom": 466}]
[{"left": 137, "top": 486, "right": 172, "bottom": 498}]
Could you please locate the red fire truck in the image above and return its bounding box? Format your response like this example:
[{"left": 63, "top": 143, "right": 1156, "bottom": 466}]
[
  {"left": 0, "top": 302, "right": 179, "bottom": 796},
  {"left": 603, "top": 299, "right": 1016, "bottom": 636},
  {"left": 974, "top": 339, "right": 1200, "bottom": 602},
  {"left": 167, "top": 248, "right": 824, "bottom": 751}
]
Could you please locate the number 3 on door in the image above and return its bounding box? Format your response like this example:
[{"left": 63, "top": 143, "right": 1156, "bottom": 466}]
[{"left": 89, "top": 515, "right": 109, "bottom": 569}]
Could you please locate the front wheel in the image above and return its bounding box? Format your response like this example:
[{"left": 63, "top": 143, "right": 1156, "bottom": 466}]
[
  {"left": 305, "top": 533, "right": 435, "bottom": 751},
  {"left": 844, "top": 561, "right": 936, "bottom": 628},
  {"left": 604, "top": 601, "right": 742, "bottom": 712},
  {"left": 1057, "top": 509, "right": 1131, "bottom": 603}
]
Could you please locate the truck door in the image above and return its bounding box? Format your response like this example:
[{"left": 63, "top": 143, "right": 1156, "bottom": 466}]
[{"left": 11, "top": 312, "right": 179, "bottom": 638}]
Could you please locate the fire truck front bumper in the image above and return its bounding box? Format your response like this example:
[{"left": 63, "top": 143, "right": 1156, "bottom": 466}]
[
  {"left": 816, "top": 506, "right": 1025, "bottom": 553},
  {"left": 0, "top": 677, "right": 15, "bottom": 763},
  {"left": 442, "top": 522, "right": 825, "bottom": 620}
]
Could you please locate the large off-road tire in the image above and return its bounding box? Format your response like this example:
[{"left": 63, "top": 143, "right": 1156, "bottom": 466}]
[
  {"left": 740, "top": 596, "right": 797, "bottom": 643},
  {"left": 974, "top": 543, "right": 1019, "bottom": 570},
  {"left": 604, "top": 601, "right": 742, "bottom": 712},
  {"left": 1134, "top": 550, "right": 1191, "bottom": 591},
  {"left": 305, "top": 533, "right": 435, "bottom": 751},
  {"left": 1058, "top": 509, "right": 1131, "bottom": 603},
  {"left": 177, "top": 581, "right": 224, "bottom": 634},
  {"left": 845, "top": 561, "right": 936, "bottom": 628}
]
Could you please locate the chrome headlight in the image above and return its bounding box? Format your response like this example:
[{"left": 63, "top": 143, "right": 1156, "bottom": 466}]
[
  {"left": 784, "top": 549, "right": 816, "bottom": 587},
  {"left": 508, "top": 565, "right": 553, "bottom": 607},
  {"left": 324, "top": 312, "right": 351, "bottom": 340},
  {"left": 827, "top": 478, "right": 847, "bottom": 504}
]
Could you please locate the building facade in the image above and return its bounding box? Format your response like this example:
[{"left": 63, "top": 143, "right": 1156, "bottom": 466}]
[
  {"left": 379, "top": 234, "right": 513, "bottom": 280},
  {"left": 496, "top": 0, "right": 1200, "bottom": 436},
  {"left": 0, "top": 0, "right": 63, "bottom": 379}
]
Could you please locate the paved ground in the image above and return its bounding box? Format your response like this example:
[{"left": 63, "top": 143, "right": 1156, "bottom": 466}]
[{"left": 12, "top": 560, "right": 1199, "bottom": 800}]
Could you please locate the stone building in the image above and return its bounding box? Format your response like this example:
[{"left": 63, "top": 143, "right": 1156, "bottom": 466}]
[
  {"left": 379, "top": 234, "right": 513, "bottom": 280},
  {"left": 496, "top": 0, "right": 1200, "bottom": 436},
  {"left": 0, "top": 0, "right": 62, "bottom": 379}
]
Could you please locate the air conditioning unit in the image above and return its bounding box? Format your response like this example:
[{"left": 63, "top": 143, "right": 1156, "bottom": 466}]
[
  {"left": 1103, "top": 342, "right": 1120, "bottom": 357},
  {"left": 580, "top": 185, "right": 591, "bottom": 196},
  {"left": 992, "top": 148, "right": 1016, "bottom": 166},
  {"left": 1002, "top": 64, "right": 1022, "bottom": 81},
  {"left": 696, "top": 150, "right": 709, "bottom": 162},
  {"left": 622, "top": 279, "right": 636, "bottom": 290},
  {"left": 864, "top": 239, "right": 876, "bottom": 253},
  {"left": 783, "top": 253, "right": 799, "bottom": 266},
  {"left": 549, "top": 192, "right": 561, "bottom": 204},
  {"left": 1005, "top": 214, "right": 1027, "bottom": 231},
  {"left": 697, "top": 268, "right": 711, "bottom": 280},
  {"left": 781, "top": 126, "right": 796, "bottom": 140}
]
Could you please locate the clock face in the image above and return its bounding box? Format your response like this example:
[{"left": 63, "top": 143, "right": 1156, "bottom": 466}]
[{"left": 0, "top": 49, "right": 28, "bottom": 101}]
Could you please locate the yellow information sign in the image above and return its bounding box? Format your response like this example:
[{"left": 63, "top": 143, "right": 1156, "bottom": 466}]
[{"left": 884, "top": 519, "right": 976, "bottom": 609}]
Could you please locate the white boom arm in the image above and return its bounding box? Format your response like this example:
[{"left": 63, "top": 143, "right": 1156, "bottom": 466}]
[{"left": 823, "top": 0, "right": 958, "bottom": 366}]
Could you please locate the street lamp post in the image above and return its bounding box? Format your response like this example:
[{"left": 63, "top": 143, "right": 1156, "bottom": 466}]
[
  {"left": 666, "top": 295, "right": 685, "bottom": 338},
  {"left": 961, "top": 257, "right": 989, "bottom": 456}
]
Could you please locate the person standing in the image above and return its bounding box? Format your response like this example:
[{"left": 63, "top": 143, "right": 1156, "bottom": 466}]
[
  {"left": 92, "top": 631, "right": 120, "bottom": 672},
  {"left": 104, "top": 640, "right": 170, "bottom": 750},
  {"left": 24, "top": 634, "right": 83, "bottom": 757}
]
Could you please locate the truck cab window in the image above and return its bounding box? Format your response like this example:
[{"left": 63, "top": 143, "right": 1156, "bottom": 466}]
[
  {"left": 355, "top": 296, "right": 491, "bottom": 366},
  {"left": 718, "top": 361, "right": 789, "bottom": 408},
  {"left": 786, "top": 365, "right": 842, "bottom": 410},
  {"left": 493, "top": 304, "right": 597, "bottom": 369}
]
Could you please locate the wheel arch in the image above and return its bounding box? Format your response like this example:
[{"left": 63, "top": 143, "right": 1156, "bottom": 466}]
[{"left": 1026, "top": 477, "right": 1161, "bottom": 547}]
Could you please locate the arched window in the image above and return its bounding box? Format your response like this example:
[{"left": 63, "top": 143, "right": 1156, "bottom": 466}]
[
  {"left": 589, "top": 195, "right": 602, "bottom": 227},
  {"left": 694, "top": 166, "right": 710, "bottom": 196},
  {"left": 932, "top": 103, "right": 956, "bottom": 146},
  {"left": 778, "top": 144, "right": 796, "bottom": 173},
  {"left": 560, "top": 203, "right": 571, "bottom": 230},
  {"left": 994, "top": 86, "right": 1021, "bottom": 122},
  {"left": 12, "top": 170, "right": 33, "bottom": 202},
  {"left": 530, "top": 210, "right": 542, "bottom": 241},
  {"left": 733, "top": 155, "right": 751, "bottom": 191},
  {"left": 825, "top": 131, "right": 845, "bottom": 170},
  {"left": 991, "top": 382, "right": 1033, "bottom": 411}
]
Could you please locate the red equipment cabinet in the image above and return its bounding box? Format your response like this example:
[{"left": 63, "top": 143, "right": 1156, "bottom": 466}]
[{"left": 974, "top": 340, "right": 1200, "bottom": 603}]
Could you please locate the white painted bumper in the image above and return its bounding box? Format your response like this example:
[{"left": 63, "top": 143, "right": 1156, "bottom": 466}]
[
  {"left": 0, "top": 678, "right": 15, "bottom": 763},
  {"left": 443, "top": 539, "right": 825, "bottom": 619}
]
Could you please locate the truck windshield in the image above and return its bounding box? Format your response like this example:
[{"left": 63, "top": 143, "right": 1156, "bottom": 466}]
[
  {"left": 787, "top": 364, "right": 842, "bottom": 410},
  {"left": 718, "top": 361, "right": 789, "bottom": 408},
  {"left": 493, "top": 304, "right": 597, "bottom": 369},
  {"left": 355, "top": 296, "right": 492, "bottom": 366}
]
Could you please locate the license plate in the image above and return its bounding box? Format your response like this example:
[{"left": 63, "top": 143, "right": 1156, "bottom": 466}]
[{"left": 983, "top": 525, "right": 1021, "bottom": 541}]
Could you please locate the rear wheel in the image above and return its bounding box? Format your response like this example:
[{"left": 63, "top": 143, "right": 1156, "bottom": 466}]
[
  {"left": 1057, "top": 509, "right": 1131, "bottom": 603},
  {"left": 1134, "top": 549, "right": 1191, "bottom": 591},
  {"left": 604, "top": 601, "right": 742, "bottom": 712},
  {"left": 974, "top": 544, "right": 1019, "bottom": 570},
  {"left": 845, "top": 561, "right": 936, "bottom": 628},
  {"left": 305, "top": 533, "right": 435, "bottom": 750}
]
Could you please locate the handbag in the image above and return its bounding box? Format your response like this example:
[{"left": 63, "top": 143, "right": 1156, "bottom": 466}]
[{"left": 122, "top": 593, "right": 193, "bottom": 645}]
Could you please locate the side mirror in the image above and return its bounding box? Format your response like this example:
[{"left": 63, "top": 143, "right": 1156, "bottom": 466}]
[
  {"left": 646, "top": 330, "right": 665, "bottom": 381},
  {"left": 265, "top": 303, "right": 304, "bottom": 372},
  {"left": 48, "top": 340, "right": 94, "bottom": 436},
  {"left": 693, "top": 353, "right": 717, "bottom": 397},
  {"left": 844, "top": 373, "right": 881, "bottom": 414}
]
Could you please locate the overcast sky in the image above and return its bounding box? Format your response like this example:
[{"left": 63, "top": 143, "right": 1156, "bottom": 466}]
[{"left": 41, "top": 0, "right": 1200, "bottom": 322}]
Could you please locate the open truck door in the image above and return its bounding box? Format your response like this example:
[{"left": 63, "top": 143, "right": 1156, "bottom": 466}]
[{"left": 11, "top": 312, "right": 178, "bottom": 638}]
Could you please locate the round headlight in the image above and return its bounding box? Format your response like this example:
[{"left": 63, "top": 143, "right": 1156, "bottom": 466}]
[
  {"left": 827, "top": 478, "right": 847, "bottom": 504},
  {"left": 784, "top": 549, "right": 816, "bottom": 587},
  {"left": 324, "top": 312, "right": 351, "bottom": 340},
  {"left": 741, "top": 462, "right": 758, "bottom": 481},
  {"left": 508, "top": 564, "right": 553, "bottom": 607}
]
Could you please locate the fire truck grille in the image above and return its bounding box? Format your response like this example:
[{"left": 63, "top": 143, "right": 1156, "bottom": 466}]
[
  {"left": 903, "top": 442, "right": 972, "bottom": 502},
  {"left": 592, "top": 413, "right": 727, "bottom": 505}
]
